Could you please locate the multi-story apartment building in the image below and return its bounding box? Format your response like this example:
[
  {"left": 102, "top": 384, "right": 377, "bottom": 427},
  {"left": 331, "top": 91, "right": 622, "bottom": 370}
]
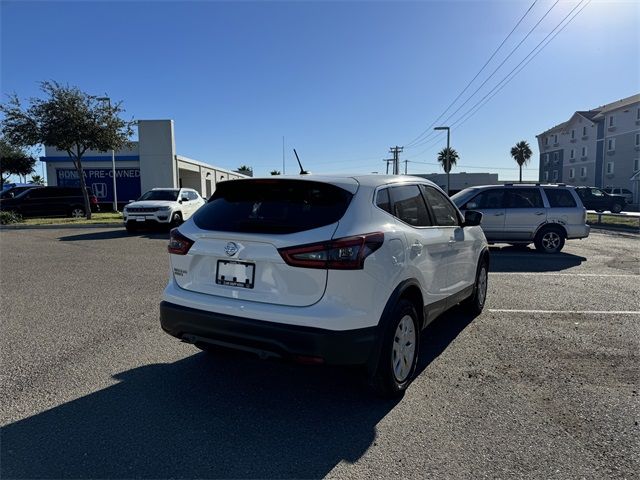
[{"left": 536, "top": 94, "right": 640, "bottom": 204}]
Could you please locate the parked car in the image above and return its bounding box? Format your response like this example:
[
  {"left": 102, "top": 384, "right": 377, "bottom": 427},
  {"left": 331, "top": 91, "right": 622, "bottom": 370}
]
[
  {"left": 452, "top": 183, "right": 590, "bottom": 253},
  {"left": 122, "top": 187, "right": 205, "bottom": 232},
  {"left": 602, "top": 187, "right": 633, "bottom": 205},
  {"left": 575, "top": 187, "right": 626, "bottom": 213},
  {"left": 0, "top": 186, "right": 99, "bottom": 218},
  {"left": 160, "top": 175, "right": 489, "bottom": 397},
  {"left": 0, "top": 185, "right": 42, "bottom": 199}
]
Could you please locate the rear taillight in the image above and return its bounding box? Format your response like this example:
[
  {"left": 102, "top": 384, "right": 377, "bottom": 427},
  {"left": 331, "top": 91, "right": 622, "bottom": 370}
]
[
  {"left": 89, "top": 195, "right": 98, "bottom": 205},
  {"left": 168, "top": 228, "right": 194, "bottom": 255},
  {"left": 278, "top": 232, "right": 384, "bottom": 270}
]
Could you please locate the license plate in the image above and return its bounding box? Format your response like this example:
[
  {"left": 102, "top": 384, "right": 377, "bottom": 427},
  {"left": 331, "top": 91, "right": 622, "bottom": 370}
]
[
  {"left": 216, "top": 260, "right": 255, "bottom": 288},
  {"left": 135, "top": 217, "right": 146, "bottom": 222}
]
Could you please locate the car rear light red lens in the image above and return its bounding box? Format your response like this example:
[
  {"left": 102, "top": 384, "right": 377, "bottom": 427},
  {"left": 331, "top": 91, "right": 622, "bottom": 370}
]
[
  {"left": 278, "top": 232, "right": 384, "bottom": 270},
  {"left": 168, "top": 228, "right": 194, "bottom": 255},
  {"left": 89, "top": 195, "right": 98, "bottom": 205}
]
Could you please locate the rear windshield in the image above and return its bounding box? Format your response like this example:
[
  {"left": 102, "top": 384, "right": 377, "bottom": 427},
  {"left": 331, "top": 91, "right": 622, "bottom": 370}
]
[{"left": 193, "top": 179, "right": 353, "bottom": 234}]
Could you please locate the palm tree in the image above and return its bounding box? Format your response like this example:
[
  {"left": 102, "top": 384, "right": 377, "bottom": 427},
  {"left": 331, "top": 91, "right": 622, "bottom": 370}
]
[
  {"left": 510, "top": 140, "right": 532, "bottom": 183},
  {"left": 437, "top": 147, "right": 459, "bottom": 195},
  {"left": 30, "top": 174, "right": 45, "bottom": 185}
]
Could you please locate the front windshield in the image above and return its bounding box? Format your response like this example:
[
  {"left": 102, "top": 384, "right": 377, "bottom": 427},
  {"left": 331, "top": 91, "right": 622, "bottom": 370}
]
[
  {"left": 137, "top": 190, "right": 179, "bottom": 201},
  {"left": 450, "top": 188, "right": 477, "bottom": 207}
]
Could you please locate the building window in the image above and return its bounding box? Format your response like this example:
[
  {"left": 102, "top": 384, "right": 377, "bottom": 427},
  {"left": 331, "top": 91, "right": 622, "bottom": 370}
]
[
  {"left": 570, "top": 149, "right": 575, "bottom": 159},
  {"left": 634, "top": 158, "right": 639, "bottom": 171},
  {"left": 553, "top": 152, "right": 559, "bottom": 164},
  {"left": 571, "top": 129, "right": 575, "bottom": 139},
  {"left": 544, "top": 154, "right": 549, "bottom": 165},
  {"left": 608, "top": 115, "right": 615, "bottom": 127},
  {"left": 581, "top": 167, "right": 587, "bottom": 178},
  {"left": 544, "top": 137, "right": 549, "bottom": 146},
  {"left": 569, "top": 168, "right": 575, "bottom": 179},
  {"left": 608, "top": 138, "right": 616, "bottom": 151},
  {"left": 637, "top": 108, "right": 640, "bottom": 120},
  {"left": 635, "top": 133, "right": 639, "bottom": 146},
  {"left": 554, "top": 134, "right": 558, "bottom": 144},
  {"left": 552, "top": 170, "right": 558, "bottom": 181},
  {"left": 581, "top": 146, "right": 587, "bottom": 157},
  {"left": 582, "top": 126, "right": 587, "bottom": 136},
  {"left": 543, "top": 171, "right": 549, "bottom": 181},
  {"left": 606, "top": 162, "right": 614, "bottom": 174}
]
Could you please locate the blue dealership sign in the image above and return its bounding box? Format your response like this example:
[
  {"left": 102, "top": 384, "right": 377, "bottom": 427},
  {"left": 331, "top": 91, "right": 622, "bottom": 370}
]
[{"left": 56, "top": 168, "right": 141, "bottom": 203}]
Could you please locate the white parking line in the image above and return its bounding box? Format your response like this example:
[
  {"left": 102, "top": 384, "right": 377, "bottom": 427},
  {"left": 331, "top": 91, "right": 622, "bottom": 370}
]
[
  {"left": 488, "top": 309, "right": 640, "bottom": 315},
  {"left": 490, "top": 272, "right": 638, "bottom": 277}
]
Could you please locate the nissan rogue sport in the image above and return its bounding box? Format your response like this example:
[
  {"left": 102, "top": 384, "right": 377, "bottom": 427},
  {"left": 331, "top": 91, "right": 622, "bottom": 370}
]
[{"left": 160, "top": 175, "right": 489, "bottom": 396}]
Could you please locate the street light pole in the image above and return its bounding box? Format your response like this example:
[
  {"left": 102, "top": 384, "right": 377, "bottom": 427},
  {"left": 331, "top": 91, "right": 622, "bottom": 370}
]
[
  {"left": 434, "top": 126, "right": 451, "bottom": 195},
  {"left": 97, "top": 97, "right": 118, "bottom": 212}
]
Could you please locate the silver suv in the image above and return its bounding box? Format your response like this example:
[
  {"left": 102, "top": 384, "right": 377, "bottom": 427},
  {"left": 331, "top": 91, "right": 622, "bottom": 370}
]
[{"left": 452, "top": 184, "right": 589, "bottom": 253}]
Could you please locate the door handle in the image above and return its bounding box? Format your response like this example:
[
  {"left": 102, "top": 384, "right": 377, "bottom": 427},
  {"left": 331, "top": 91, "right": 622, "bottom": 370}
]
[
  {"left": 535, "top": 211, "right": 545, "bottom": 215},
  {"left": 411, "top": 241, "right": 423, "bottom": 254},
  {"left": 493, "top": 212, "right": 504, "bottom": 216},
  {"left": 448, "top": 240, "right": 456, "bottom": 247}
]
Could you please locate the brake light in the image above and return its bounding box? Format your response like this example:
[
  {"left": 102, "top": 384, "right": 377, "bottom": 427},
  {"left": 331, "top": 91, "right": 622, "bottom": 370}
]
[
  {"left": 89, "top": 195, "right": 98, "bottom": 205},
  {"left": 279, "top": 232, "right": 384, "bottom": 270},
  {"left": 168, "top": 228, "right": 194, "bottom": 255}
]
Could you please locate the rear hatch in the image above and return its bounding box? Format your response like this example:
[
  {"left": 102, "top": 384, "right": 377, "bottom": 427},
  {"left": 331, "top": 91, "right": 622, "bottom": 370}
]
[{"left": 171, "top": 178, "right": 357, "bottom": 307}]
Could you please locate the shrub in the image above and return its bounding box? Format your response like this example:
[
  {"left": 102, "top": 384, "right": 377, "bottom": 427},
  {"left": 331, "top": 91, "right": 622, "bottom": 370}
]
[{"left": 0, "top": 211, "right": 22, "bottom": 225}]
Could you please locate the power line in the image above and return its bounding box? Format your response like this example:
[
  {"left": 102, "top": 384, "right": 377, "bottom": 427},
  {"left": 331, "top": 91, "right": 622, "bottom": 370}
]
[
  {"left": 408, "top": 0, "right": 560, "bottom": 150},
  {"left": 407, "top": 160, "right": 521, "bottom": 171},
  {"left": 450, "top": 0, "right": 591, "bottom": 132},
  {"left": 405, "top": 0, "right": 539, "bottom": 148}
]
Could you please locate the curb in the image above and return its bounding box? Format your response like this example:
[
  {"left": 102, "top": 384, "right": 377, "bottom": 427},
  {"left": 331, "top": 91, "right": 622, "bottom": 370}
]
[
  {"left": 589, "top": 226, "right": 640, "bottom": 238},
  {"left": 0, "top": 223, "right": 123, "bottom": 231}
]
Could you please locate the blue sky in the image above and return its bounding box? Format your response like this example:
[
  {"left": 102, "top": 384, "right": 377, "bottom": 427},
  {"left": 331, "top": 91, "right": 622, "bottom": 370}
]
[{"left": 2, "top": 0, "right": 638, "bottom": 180}]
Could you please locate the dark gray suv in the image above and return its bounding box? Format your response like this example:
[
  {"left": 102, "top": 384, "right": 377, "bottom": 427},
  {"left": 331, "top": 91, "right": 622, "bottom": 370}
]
[{"left": 452, "top": 184, "right": 590, "bottom": 253}]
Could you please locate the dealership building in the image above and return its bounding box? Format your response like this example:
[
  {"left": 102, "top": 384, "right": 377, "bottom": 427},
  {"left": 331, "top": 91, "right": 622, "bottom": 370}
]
[{"left": 41, "top": 120, "right": 246, "bottom": 208}]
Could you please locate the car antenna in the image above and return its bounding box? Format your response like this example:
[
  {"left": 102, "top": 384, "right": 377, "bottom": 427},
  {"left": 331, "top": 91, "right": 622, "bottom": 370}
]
[{"left": 293, "top": 149, "right": 309, "bottom": 175}]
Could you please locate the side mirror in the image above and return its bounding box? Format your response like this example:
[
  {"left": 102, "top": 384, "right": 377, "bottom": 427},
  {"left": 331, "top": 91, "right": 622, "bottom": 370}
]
[{"left": 464, "top": 210, "right": 483, "bottom": 227}]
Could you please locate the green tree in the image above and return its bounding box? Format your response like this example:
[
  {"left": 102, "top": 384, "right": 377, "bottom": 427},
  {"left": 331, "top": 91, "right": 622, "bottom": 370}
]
[
  {"left": 437, "top": 147, "right": 459, "bottom": 195},
  {"left": 30, "top": 174, "right": 45, "bottom": 185},
  {"left": 510, "top": 140, "right": 533, "bottom": 183},
  {"left": 270, "top": 170, "right": 281, "bottom": 175},
  {"left": 237, "top": 165, "right": 253, "bottom": 177},
  {"left": 0, "top": 137, "right": 36, "bottom": 186},
  {"left": 0, "top": 81, "right": 134, "bottom": 218}
]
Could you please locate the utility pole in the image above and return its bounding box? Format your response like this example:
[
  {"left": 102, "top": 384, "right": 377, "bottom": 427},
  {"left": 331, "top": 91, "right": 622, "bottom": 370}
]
[
  {"left": 383, "top": 158, "right": 394, "bottom": 174},
  {"left": 404, "top": 159, "right": 408, "bottom": 175},
  {"left": 282, "top": 136, "right": 285, "bottom": 174},
  {"left": 389, "top": 146, "right": 403, "bottom": 175}
]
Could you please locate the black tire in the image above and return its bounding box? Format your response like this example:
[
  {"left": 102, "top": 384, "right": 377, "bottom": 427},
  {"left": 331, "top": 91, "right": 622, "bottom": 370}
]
[
  {"left": 369, "top": 299, "right": 420, "bottom": 398},
  {"left": 462, "top": 258, "right": 488, "bottom": 315},
  {"left": 611, "top": 203, "right": 623, "bottom": 214},
  {"left": 69, "top": 206, "right": 86, "bottom": 218},
  {"left": 170, "top": 212, "right": 183, "bottom": 228},
  {"left": 534, "top": 226, "right": 565, "bottom": 254}
]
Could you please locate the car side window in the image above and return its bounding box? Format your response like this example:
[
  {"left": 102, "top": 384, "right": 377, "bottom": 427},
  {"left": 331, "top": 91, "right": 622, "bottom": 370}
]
[
  {"left": 187, "top": 191, "right": 198, "bottom": 201},
  {"left": 26, "top": 188, "right": 53, "bottom": 199},
  {"left": 375, "top": 188, "right": 392, "bottom": 214},
  {"left": 544, "top": 188, "right": 577, "bottom": 208},
  {"left": 388, "top": 185, "right": 432, "bottom": 227},
  {"left": 506, "top": 188, "right": 544, "bottom": 208},
  {"left": 591, "top": 188, "right": 604, "bottom": 197},
  {"left": 420, "top": 185, "right": 460, "bottom": 227},
  {"left": 466, "top": 189, "right": 505, "bottom": 209}
]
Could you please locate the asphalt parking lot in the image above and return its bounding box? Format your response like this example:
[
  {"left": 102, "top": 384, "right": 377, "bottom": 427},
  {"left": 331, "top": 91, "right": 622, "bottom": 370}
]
[{"left": 1, "top": 227, "right": 638, "bottom": 479}]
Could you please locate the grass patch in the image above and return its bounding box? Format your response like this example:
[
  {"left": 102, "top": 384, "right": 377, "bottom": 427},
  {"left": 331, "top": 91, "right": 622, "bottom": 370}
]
[
  {"left": 20, "top": 212, "right": 123, "bottom": 226},
  {"left": 587, "top": 213, "right": 640, "bottom": 231}
]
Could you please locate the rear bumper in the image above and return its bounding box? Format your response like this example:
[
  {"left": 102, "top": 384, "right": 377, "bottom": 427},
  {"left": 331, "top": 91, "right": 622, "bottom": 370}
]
[
  {"left": 566, "top": 224, "right": 590, "bottom": 239},
  {"left": 160, "top": 301, "right": 378, "bottom": 365}
]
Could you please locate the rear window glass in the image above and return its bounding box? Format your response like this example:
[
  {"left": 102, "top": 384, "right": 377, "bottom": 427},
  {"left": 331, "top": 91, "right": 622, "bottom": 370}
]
[
  {"left": 506, "top": 188, "right": 544, "bottom": 208},
  {"left": 193, "top": 179, "right": 353, "bottom": 234},
  {"left": 544, "top": 188, "right": 577, "bottom": 208}
]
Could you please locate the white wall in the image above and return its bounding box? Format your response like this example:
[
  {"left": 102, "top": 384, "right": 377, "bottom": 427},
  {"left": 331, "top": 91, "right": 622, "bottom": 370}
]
[{"left": 138, "top": 120, "right": 177, "bottom": 192}]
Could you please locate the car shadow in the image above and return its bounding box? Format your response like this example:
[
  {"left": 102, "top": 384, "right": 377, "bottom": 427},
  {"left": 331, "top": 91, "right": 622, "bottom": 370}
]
[
  {"left": 58, "top": 228, "right": 170, "bottom": 241},
  {"left": 1, "top": 308, "right": 476, "bottom": 479},
  {"left": 488, "top": 245, "right": 587, "bottom": 272}
]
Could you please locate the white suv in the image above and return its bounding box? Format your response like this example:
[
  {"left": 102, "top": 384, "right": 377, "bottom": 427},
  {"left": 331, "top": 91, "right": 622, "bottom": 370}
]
[
  {"left": 123, "top": 188, "right": 205, "bottom": 232},
  {"left": 160, "top": 176, "right": 489, "bottom": 396}
]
